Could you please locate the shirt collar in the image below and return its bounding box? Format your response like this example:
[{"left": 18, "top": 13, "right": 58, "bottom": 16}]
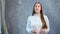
[{"left": 34, "top": 14, "right": 40, "bottom": 17}]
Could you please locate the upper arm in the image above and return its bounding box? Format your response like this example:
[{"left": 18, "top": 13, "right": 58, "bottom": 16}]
[
  {"left": 26, "top": 16, "right": 32, "bottom": 33},
  {"left": 44, "top": 15, "right": 50, "bottom": 33}
]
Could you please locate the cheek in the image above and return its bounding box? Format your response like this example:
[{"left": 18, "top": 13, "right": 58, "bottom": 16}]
[
  {"left": 38, "top": 7, "right": 41, "bottom": 10},
  {"left": 34, "top": 7, "right": 36, "bottom": 11},
  {"left": 34, "top": 7, "right": 41, "bottom": 11}
]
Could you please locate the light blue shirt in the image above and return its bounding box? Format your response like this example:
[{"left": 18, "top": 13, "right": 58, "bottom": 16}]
[{"left": 26, "top": 14, "right": 50, "bottom": 34}]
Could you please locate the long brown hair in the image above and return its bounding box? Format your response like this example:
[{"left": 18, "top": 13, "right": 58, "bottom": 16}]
[{"left": 32, "top": 2, "right": 47, "bottom": 29}]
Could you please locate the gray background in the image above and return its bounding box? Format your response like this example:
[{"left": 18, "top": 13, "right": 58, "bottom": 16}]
[
  {"left": 0, "top": 0, "right": 1, "bottom": 34},
  {"left": 5, "top": 0, "right": 60, "bottom": 34}
]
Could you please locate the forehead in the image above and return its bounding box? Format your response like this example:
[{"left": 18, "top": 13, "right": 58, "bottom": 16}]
[{"left": 35, "top": 3, "right": 41, "bottom": 6}]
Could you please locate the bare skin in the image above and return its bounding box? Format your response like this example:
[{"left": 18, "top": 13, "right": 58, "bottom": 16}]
[
  {"left": 32, "top": 29, "right": 36, "bottom": 34},
  {"left": 32, "top": 3, "right": 46, "bottom": 34},
  {"left": 32, "top": 29, "right": 45, "bottom": 34},
  {"left": 40, "top": 29, "right": 45, "bottom": 34}
]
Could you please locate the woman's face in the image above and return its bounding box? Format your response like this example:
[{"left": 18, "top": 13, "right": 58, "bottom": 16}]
[{"left": 34, "top": 3, "right": 41, "bottom": 14}]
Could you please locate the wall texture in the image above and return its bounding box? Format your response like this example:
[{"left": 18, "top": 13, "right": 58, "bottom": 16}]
[
  {"left": 5, "top": 0, "right": 60, "bottom": 34},
  {"left": 0, "top": 0, "right": 1, "bottom": 34}
]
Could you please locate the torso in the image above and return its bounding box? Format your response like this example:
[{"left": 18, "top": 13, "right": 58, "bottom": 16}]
[{"left": 29, "top": 14, "right": 43, "bottom": 32}]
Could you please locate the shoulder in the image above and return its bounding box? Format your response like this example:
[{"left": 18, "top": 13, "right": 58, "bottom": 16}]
[
  {"left": 43, "top": 15, "right": 48, "bottom": 19},
  {"left": 27, "top": 16, "right": 33, "bottom": 20},
  {"left": 43, "top": 15, "right": 49, "bottom": 20}
]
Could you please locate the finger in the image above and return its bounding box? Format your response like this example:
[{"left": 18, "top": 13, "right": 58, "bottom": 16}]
[{"left": 32, "top": 32, "right": 36, "bottom": 34}]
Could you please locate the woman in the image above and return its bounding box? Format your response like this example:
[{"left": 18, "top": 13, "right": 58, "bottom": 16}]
[{"left": 26, "top": 2, "right": 50, "bottom": 34}]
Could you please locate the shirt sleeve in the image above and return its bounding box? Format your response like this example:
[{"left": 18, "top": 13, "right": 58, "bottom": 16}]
[
  {"left": 26, "top": 16, "right": 32, "bottom": 33},
  {"left": 44, "top": 15, "right": 50, "bottom": 33}
]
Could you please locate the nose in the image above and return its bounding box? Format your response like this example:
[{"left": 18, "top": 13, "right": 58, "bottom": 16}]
[{"left": 36, "top": 6, "right": 39, "bottom": 9}]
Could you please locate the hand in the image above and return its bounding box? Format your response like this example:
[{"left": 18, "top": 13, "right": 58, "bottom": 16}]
[
  {"left": 32, "top": 29, "right": 36, "bottom": 34},
  {"left": 40, "top": 29, "right": 45, "bottom": 34}
]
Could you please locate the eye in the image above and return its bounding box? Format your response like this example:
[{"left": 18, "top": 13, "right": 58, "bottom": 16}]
[{"left": 35, "top": 5, "right": 37, "bottom": 7}]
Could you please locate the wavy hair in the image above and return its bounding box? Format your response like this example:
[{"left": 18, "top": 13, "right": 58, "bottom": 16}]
[{"left": 32, "top": 2, "right": 47, "bottom": 29}]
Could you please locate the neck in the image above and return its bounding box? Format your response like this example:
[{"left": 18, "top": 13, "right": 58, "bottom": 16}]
[{"left": 36, "top": 13, "right": 41, "bottom": 16}]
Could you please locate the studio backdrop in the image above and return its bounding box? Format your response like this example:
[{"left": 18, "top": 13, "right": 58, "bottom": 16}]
[{"left": 5, "top": 0, "right": 60, "bottom": 34}]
